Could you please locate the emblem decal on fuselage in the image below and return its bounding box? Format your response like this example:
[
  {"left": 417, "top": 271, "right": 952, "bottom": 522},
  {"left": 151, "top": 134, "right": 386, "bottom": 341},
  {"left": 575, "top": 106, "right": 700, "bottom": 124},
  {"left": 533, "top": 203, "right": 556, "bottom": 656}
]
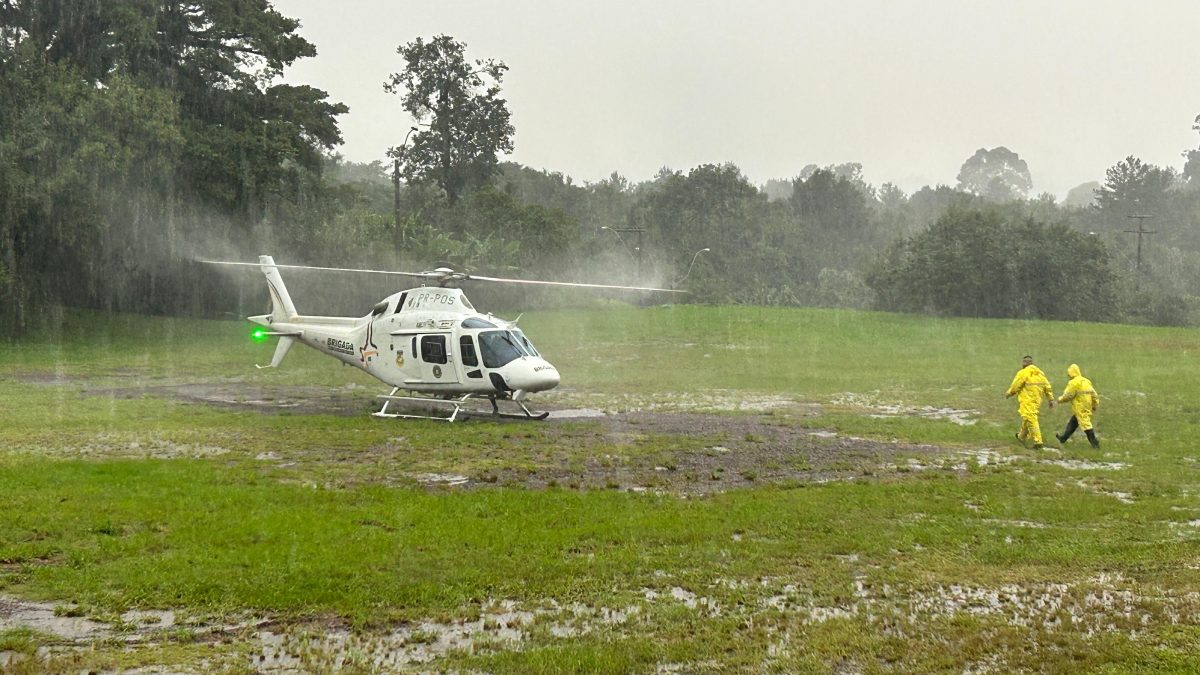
[
  {"left": 396, "top": 350, "right": 405, "bottom": 367},
  {"left": 432, "top": 365, "right": 442, "bottom": 378},
  {"left": 359, "top": 321, "right": 379, "bottom": 363}
]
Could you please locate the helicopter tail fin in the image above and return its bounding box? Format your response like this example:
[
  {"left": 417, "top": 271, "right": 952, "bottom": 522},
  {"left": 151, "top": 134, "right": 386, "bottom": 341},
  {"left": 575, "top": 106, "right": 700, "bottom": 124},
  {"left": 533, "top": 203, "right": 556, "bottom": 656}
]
[
  {"left": 257, "top": 336, "right": 297, "bottom": 369},
  {"left": 259, "top": 255, "right": 298, "bottom": 322}
]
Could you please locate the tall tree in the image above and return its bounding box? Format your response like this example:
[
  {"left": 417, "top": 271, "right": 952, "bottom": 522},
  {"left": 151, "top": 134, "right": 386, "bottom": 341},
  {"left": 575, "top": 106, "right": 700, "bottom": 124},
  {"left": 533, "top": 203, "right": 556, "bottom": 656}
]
[
  {"left": 0, "top": 1, "right": 346, "bottom": 334},
  {"left": 790, "top": 168, "right": 880, "bottom": 269},
  {"left": 1182, "top": 114, "right": 1200, "bottom": 188},
  {"left": 1094, "top": 156, "right": 1177, "bottom": 228},
  {"left": 385, "top": 35, "right": 515, "bottom": 204},
  {"left": 1, "top": 0, "right": 347, "bottom": 228},
  {"left": 956, "top": 146, "right": 1032, "bottom": 201}
]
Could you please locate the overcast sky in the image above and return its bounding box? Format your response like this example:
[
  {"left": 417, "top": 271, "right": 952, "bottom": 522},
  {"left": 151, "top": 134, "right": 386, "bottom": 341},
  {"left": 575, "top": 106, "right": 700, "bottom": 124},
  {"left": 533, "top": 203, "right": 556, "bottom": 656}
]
[{"left": 275, "top": 0, "right": 1200, "bottom": 198}]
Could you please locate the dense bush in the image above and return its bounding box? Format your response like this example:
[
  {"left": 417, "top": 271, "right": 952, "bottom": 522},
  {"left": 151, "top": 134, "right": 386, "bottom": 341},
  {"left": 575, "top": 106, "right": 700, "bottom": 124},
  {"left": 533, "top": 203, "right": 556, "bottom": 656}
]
[{"left": 867, "top": 208, "right": 1119, "bottom": 322}]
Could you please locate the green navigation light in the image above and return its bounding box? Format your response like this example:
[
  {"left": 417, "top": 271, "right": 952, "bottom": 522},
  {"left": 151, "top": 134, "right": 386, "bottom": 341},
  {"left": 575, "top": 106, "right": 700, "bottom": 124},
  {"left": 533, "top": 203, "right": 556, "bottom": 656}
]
[{"left": 252, "top": 329, "right": 269, "bottom": 343}]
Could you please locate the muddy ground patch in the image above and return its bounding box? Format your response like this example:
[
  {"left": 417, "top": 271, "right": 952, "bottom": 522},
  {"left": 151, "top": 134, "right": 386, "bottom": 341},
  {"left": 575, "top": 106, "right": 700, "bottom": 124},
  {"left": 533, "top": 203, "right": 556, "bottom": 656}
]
[
  {"left": 246, "top": 407, "right": 958, "bottom": 495},
  {"left": 432, "top": 411, "right": 951, "bottom": 494},
  {"left": 12, "top": 374, "right": 970, "bottom": 494}
]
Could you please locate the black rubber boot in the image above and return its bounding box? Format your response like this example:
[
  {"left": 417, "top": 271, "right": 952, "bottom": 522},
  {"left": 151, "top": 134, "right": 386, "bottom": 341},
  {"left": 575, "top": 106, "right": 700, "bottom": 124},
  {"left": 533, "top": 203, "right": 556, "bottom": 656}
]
[
  {"left": 1085, "top": 429, "right": 1100, "bottom": 449},
  {"left": 1058, "top": 416, "right": 1079, "bottom": 444}
]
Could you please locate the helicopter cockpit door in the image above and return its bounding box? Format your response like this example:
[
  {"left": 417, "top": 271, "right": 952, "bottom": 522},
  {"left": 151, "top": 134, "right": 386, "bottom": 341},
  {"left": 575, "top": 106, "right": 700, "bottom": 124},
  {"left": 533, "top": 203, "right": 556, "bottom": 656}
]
[{"left": 417, "top": 333, "right": 452, "bottom": 383}]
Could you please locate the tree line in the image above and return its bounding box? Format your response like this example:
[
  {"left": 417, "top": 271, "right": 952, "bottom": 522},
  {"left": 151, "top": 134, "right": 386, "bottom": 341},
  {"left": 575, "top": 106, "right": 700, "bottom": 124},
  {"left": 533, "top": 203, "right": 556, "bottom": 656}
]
[{"left": 3, "top": 3, "right": 1200, "bottom": 336}]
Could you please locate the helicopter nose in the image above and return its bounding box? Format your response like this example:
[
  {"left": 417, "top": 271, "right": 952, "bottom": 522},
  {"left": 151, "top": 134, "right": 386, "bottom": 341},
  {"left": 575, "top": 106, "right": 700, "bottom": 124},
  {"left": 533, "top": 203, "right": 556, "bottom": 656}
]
[{"left": 502, "top": 358, "right": 560, "bottom": 393}]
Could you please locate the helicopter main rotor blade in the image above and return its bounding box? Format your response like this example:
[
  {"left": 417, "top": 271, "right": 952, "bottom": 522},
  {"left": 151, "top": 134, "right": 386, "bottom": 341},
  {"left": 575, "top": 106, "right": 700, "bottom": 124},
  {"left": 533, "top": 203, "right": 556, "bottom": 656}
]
[
  {"left": 198, "top": 260, "right": 432, "bottom": 279},
  {"left": 468, "top": 274, "right": 685, "bottom": 293},
  {"left": 200, "top": 259, "right": 684, "bottom": 292}
]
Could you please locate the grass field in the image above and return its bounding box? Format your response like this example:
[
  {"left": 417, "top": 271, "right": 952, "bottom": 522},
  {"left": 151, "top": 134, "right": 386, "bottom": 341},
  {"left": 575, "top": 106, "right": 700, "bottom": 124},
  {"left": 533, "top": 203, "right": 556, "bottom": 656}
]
[{"left": 1, "top": 304, "right": 1198, "bottom": 673}]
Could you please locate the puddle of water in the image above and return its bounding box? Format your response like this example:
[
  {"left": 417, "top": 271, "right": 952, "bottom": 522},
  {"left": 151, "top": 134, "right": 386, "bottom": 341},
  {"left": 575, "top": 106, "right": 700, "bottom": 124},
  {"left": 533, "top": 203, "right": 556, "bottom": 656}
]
[
  {"left": 122, "top": 609, "right": 176, "bottom": 628},
  {"left": 0, "top": 598, "right": 109, "bottom": 641},
  {"left": 982, "top": 519, "right": 1048, "bottom": 529},
  {"left": 1075, "top": 480, "right": 1135, "bottom": 504},
  {"left": 895, "top": 448, "right": 1019, "bottom": 473},
  {"left": 547, "top": 408, "right": 606, "bottom": 419},
  {"left": 956, "top": 449, "right": 1020, "bottom": 468},
  {"left": 545, "top": 390, "right": 798, "bottom": 414},
  {"left": 411, "top": 473, "right": 470, "bottom": 487},
  {"left": 833, "top": 393, "right": 979, "bottom": 425},
  {"left": 748, "top": 568, "right": 1200, "bottom": 637},
  {"left": 249, "top": 598, "right": 647, "bottom": 670},
  {"left": 669, "top": 587, "right": 697, "bottom": 609},
  {"left": 1043, "top": 459, "right": 1128, "bottom": 471},
  {"left": 806, "top": 606, "right": 858, "bottom": 623}
]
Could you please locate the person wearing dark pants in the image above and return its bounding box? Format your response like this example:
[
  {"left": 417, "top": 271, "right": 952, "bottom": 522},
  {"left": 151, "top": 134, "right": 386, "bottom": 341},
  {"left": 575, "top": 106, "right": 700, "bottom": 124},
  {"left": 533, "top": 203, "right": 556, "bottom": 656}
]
[{"left": 1056, "top": 363, "right": 1100, "bottom": 448}]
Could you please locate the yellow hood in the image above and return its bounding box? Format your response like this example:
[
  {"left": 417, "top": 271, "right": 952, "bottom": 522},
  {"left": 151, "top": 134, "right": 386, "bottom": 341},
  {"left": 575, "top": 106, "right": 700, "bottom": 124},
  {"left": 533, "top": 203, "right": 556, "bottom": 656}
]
[{"left": 1067, "top": 363, "right": 1081, "bottom": 378}]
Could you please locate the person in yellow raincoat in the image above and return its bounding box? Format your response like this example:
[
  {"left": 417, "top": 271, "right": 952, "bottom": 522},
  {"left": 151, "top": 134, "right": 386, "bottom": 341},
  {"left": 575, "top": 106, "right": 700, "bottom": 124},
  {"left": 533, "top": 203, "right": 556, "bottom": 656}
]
[
  {"left": 1006, "top": 355, "right": 1055, "bottom": 449},
  {"left": 1055, "top": 363, "right": 1100, "bottom": 448}
]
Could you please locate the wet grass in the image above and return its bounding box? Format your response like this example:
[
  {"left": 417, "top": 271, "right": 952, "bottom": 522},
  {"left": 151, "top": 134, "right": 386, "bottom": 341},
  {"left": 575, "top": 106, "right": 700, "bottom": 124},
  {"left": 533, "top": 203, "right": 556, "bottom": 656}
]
[{"left": 1, "top": 305, "right": 1200, "bottom": 671}]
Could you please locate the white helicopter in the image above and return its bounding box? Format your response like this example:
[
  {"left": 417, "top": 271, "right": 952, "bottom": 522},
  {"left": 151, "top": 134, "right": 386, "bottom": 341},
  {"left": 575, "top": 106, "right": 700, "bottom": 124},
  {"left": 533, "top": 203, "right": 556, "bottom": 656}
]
[{"left": 203, "top": 256, "right": 680, "bottom": 421}]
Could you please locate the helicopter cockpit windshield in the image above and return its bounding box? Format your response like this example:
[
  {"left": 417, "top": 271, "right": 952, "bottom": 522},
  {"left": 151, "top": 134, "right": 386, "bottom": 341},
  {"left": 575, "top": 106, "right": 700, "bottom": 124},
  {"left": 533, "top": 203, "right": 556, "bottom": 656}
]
[
  {"left": 478, "top": 330, "right": 532, "bottom": 368},
  {"left": 512, "top": 329, "right": 539, "bottom": 357}
]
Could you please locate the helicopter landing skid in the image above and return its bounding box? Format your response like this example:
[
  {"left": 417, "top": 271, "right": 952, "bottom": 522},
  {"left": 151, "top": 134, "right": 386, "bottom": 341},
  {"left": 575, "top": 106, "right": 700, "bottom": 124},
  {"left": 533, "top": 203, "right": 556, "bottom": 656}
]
[{"left": 372, "top": 388, "right": 549, "bottom": 422}]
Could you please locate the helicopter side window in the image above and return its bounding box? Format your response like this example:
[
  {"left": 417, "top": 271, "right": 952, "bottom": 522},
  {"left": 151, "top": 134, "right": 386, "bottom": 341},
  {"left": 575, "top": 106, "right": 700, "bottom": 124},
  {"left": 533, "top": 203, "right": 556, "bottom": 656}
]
[
  {"left": 460, "top": 335, "right": 479, "bottom": 367},
  {"left": 420, "top": 335, "right": 447, "bottom": 364},
  {"left": 461, "top": 317, "right": 496, "bottom": 329},
  {"left": 478, "top": 330, "right": 523, "bottom": 368}
]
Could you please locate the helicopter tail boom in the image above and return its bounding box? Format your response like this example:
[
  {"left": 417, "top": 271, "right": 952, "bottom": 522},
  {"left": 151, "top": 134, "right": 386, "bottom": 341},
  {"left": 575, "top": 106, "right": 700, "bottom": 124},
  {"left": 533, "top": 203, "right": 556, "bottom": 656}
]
[{"left": 259, "top": 255, "right": 298, "bottom": 322}]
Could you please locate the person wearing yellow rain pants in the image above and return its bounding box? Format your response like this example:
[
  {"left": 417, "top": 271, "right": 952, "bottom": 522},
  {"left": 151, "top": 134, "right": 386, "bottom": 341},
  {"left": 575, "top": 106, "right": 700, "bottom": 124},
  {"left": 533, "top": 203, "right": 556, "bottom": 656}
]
[
  {"left": 1006, "top": 355, "right": 1055, "bottom": 449},
  {"left": 1055, "top": 363, "right": 1100, "bottom": 448}
]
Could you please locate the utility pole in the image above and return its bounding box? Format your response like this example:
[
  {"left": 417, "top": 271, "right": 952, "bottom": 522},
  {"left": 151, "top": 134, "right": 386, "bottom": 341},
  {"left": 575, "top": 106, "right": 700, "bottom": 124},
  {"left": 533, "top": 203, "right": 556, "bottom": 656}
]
[{"left": 1123, "top": 214, "right": 1155, "bottom": 273}]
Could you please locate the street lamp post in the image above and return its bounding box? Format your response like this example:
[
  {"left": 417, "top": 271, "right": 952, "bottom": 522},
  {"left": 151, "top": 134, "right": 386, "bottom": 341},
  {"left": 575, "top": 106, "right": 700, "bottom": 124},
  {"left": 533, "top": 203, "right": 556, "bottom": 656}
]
[
  {"left": 600, "top": 226, "right": 645, "bottom": 278},
  {"left": 393, "top": 126, "right": 419, "bottom": 257},
  {"left": 675, "top": 248, "right": 711, "bottom": 287}
]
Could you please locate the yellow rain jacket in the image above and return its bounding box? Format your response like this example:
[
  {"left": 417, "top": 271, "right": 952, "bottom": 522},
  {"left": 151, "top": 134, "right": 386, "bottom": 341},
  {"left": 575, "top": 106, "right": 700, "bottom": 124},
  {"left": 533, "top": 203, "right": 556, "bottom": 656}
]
[
  {"left": 1058, "top": 363, "right": 1099, "bottom": 431},
  {"left": 1007, "top": 364, "right": 1054, "bottom": 419}
]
